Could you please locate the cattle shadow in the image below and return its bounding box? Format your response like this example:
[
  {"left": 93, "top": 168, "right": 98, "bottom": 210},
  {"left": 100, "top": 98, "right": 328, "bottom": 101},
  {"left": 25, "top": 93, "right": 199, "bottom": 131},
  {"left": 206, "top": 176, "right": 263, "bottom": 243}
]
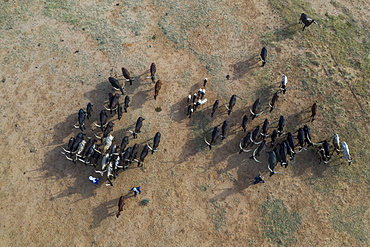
[
  {"left": 176, "top": 104, "right": 274, "bottom": 170},
  {"left": 131, "top": 88, "right": 152, "bottom": 111},
  {"left": 89, "top": 197, "right": 117, "bottom": 229},
  {"left": 89, "top": 191, "right": 137, "bottom": 229},
  {"left": 46, "top": 81, "right": 120, "bottom": 147},
  {"left": 233, "top": 56, "right": 260, "bottom": 80},
  {"left": 210, "top": 152, "right": 268, "bottom": 202},
  {"left": 169, "top": 96, "right": 189, "bottom": 123},
  {"left": 268, "top": 23, "right": 301, "bottom": 43},
  {"left": 43, "top": 146, "right": 101, "bottom": 201},
  {"left": 253, "top": 84, "right": 276, "bottom": 114}
]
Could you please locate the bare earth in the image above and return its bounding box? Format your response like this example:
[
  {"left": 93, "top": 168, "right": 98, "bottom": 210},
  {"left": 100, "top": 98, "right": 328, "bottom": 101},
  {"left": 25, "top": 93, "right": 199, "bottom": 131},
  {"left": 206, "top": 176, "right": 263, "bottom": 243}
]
[{"left": 0, "top": 0, "right": 369, "bottom": 246}]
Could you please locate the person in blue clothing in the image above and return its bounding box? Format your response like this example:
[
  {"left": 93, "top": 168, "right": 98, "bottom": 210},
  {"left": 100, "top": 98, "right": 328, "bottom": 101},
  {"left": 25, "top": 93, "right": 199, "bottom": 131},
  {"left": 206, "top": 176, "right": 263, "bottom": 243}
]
[
  {"left": 89, "top": 176, "right": 100, "bottom": 185},
  {"left": 130, "top": 186, "right": 141, "bottom": 196},
  {"left": 254, "top": 174, "right": 265, "bottom": 184}
]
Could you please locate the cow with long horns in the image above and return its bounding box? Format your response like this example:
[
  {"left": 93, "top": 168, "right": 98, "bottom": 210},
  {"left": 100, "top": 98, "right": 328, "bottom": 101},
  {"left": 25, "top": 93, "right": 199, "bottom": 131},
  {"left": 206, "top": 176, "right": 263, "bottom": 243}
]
[{"left": 204, "top": 126, "right": 220, "bottom": 150}]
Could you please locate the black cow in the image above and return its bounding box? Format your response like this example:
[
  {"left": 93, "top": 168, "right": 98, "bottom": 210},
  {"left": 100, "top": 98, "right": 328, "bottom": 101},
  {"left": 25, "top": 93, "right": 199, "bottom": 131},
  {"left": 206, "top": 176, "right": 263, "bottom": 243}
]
[
  {"left": 241, "top": 115, "right": 248, "bottom": 132},
  {"left": 250, "top": 98, "right": 264, "bottom": 120},
  {"left": 150, "top": 132, "right": 161, "bottom": 154},
  {"left": 124, "top": 95, "right": 130, "bottom": 113},
  {"left": 273, "top": 145, "right": 282, "bottom": 165},
  {"left": 239, "top": 132, "right": 252, "bottom": 153},
  {"left": 74, "top": 109, "right": 86, "bottom": 131},
  {"left": 283, "top": 139, "right": 294, "bottom": 161},
  {"left": 86, "top": 102, "right": 93, "bottom": 119},
  {"left": 136, "top": 144, "right": 150, "bottom": 167},
  {"left": 94, "top": 110, "right": 108, "bottom": 133},
  {"left": 250, "top": 126, "right": 262, "bottom": 146},
  {"left": 150, "top": 63, "right": 156, "bottom": 83},
  {"left": 204, "top": 126, "right": 220, "bottom": 150},
  {"left": 299, "top": 13, "right": 317, "bottom": 31},
  {"left": 303, "top": 125, "right": 313, "bottom": 147},
  {"left": 286, "top": 133, "right": 296, "bottom": 159},
  {"left": 130, "top": 144, "right": 139, "bottom": 161},
  {"left": 106, "top": 93, "right": 120, "bottom": 114},
  {"left": 322, "top": 140, "right": 331, "bottom": 161},
  {"left": 203, "top": 78, "right": 208, "bottom": 87},
  {"left": 250, "top": 140, "right": 266, "bottom": 163},
  {"left": 226, "top": 95, "right": 236, "bottom": 115},
  {"left": 277, "top": 116, "right": 285, "bottom": 136},
  {"left": 130, "top": 117, "right": 144, "bottom": 139},
  {"left": 117, "top": 103, "right": 123, "bottom": 120},
  {"left": 89, "top": 147, "right": 102, "bottom": 167},
  {"left": 122, "top": 147, "right": 132, "bottom": 169},
  {"left": 261, "top": 119, "right": 269, "bottom": 138},
  {"left": 95, "top": 121, "right": 114, "bottom": 140},
  {"left": 297, "top": 128, "right": 306, "bottom": 152},
  {"left": 108, "top": 77, "right": 124, "bottom": 95},
  {"left": 270, "top": 130, "right": 277, "bottom": 148},
  {"left": 120, "top": 136, "right": 129, "bottom": 155},
  {"left": 318, "top": 146, "right": 329, "bottom": 164},
  {"left": 267, "top": 151, "right": 283, "bottom": 176},
  {"left": 260, "top": 47, "right": 267, "bottom": 67},
  {"left": 211, "top": 100, "right": 219, "bottom": 117},
  {"left": 269, "top": 92, "right": 279, "bottom": 112},
  {"left": 187, "top": 104, "right": 193, "bottom": 118},
  {"left": 279, "top": 142, "right": 288, "bottom": 167},
  {"left": 221, "top": 121, "right": 229, "bottom": 140},
  {"left": 61, "top": 137, "right": 75, "bottom": 158}
]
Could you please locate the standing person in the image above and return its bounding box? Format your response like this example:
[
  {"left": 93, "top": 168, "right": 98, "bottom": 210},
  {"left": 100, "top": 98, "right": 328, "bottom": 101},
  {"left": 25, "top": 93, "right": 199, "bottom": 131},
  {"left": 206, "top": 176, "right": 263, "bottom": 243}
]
[{"left": 130, "top": 186, "right": 141, "bottom": 197}]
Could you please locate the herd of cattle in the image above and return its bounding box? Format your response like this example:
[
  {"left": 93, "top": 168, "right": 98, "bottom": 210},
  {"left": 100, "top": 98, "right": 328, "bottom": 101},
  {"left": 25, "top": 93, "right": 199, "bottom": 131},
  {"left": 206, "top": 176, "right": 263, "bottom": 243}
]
[
  {"left": 61, "top": 13, "right": 353, "bottom": 188},
  {"left": 186, "top": 73, "right": 353, "bottom": 179},
  {"left": 185, "top": 13, "right": 354, "bottom": 181},
  {"left": 61, "top": 64, "right": 161, "bottom": 186}
]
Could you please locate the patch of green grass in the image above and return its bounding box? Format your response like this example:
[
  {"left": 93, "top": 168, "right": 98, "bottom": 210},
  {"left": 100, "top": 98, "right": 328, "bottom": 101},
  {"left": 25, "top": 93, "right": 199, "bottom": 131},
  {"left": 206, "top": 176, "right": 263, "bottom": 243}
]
[
  {"left": 42, "top": 0, "right": 149, "bottom": 63},
  {"left": 141, "top": 198, "right": 150, "bottom": 205},
  {"left": 0, "top": 0, "right": 34, "bottom": 28},
  {"left": 266, "top": 0, "right": 370, "bottom": 200},
  {"left": 198, "top": 184, "right": 210, "bottom": 191},
  {"left": 248, "top": 239, "right": 256, "bottom": 246},
  {"left": 330, "top": 205, "right": 369, "bottom": 244},
  {"left": 210, "top": 200, "right": 227, "bottom": 231},
  {"left": 156, "top": 0, "right": 246, "bottom": 96},
  {"left": 155, "top": 107, "right": 162, "bottom": 112},
  {"left": 259, "top": 199, "right": 302, "bottom": 246}
]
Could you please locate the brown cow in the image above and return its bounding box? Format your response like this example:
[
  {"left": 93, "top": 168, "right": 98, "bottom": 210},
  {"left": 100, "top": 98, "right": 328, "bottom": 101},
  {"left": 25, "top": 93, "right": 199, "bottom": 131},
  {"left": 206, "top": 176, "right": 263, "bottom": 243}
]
[
  {"left": 154, "top": 80, "right": 162, "bottom": 100},
  {"left": 116, "top": 196, "right": 125, "bottom": 218},
  {"left": 311, "top": 103, "right": 317, "bottom": 122}
]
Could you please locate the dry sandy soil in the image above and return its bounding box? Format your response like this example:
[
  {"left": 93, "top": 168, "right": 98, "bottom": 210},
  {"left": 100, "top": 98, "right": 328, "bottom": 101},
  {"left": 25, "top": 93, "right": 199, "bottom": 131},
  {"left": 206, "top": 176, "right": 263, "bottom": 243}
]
[{"left": 0, "top": 0, "right": 369, "bottom": 246}]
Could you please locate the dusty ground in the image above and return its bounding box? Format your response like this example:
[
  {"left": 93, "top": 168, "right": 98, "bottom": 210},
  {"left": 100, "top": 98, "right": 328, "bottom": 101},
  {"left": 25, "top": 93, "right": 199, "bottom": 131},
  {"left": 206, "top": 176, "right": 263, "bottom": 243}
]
[{"left": 0, "top": 0, "right": 369, "bottom": 246}]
